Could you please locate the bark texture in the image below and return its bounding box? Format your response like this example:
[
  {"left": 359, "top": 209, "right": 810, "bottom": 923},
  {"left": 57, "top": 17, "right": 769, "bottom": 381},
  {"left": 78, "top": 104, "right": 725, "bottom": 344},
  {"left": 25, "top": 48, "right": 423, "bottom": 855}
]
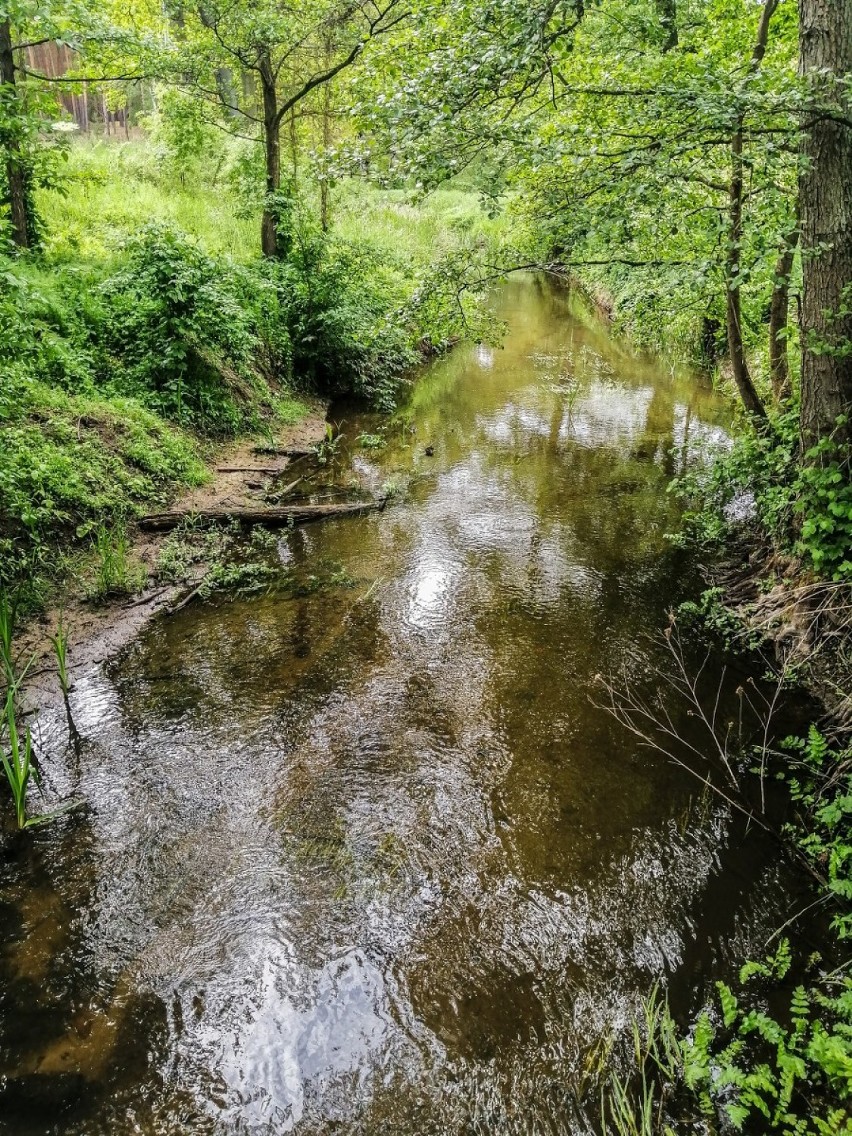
[
  {"left": 768, "top": 223, "right": 798, "bottom": 402},
  {"left": 139, "top": 501, "right": 384, "bottom": 531},
  {"left": 724, "top": 0, "right": 781, "bottom": 420},
  {"left": 259, "top": 51, "right": 281, "bottom": 259},
  {"left": 798, "top": 0, "right": 852, "bottom": 451},
  {"left": 0, "top": 18, "right": 30, "bottom": 250}
]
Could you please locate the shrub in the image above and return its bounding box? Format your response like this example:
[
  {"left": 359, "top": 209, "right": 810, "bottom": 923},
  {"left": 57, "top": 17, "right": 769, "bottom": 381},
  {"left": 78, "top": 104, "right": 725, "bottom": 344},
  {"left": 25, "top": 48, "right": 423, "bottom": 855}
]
[{"left": 100, "top": 224, "right": 277, "bottom": 433}]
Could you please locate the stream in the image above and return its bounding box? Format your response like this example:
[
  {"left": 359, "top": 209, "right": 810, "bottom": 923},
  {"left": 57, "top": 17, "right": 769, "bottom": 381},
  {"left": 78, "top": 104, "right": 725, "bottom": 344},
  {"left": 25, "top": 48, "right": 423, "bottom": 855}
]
[{"left": 0, "top": 276, "right": 818, "bottom": 1134}]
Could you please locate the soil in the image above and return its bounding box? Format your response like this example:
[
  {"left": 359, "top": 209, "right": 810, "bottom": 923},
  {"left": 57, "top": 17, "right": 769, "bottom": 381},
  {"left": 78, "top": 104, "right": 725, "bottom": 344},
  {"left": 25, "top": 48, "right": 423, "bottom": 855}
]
[
  {"left": 15, "top": 401, "right": 329, "bottom": 717},
  {"left": 710, "top": 538, "right": 852, "bottom": 732}
]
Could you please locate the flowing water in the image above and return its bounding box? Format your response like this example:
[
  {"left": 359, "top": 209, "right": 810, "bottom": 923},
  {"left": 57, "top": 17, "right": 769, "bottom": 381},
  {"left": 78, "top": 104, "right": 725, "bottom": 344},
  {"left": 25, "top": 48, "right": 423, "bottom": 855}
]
[{"left": 0, "top": 277, "right": 816, "bottom": 1134}]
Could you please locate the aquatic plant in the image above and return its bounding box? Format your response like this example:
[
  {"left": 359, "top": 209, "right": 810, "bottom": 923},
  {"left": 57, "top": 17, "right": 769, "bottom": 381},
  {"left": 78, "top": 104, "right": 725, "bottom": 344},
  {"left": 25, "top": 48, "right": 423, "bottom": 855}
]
[
  {"left": 0, "top": 687, "right": 38, "bottom": 830},
  {"left": 357, "top": 433, "right": 386, "bottom": 450},
  {"left": 0, "top": 591, "right": 15, "bottom": 688},
  {"left": 314, "top": 423, "right": 344, "bottom": 466},
  {"left": 49, "top": 620, "right": 70, "bottom": 698},
  {"left": 601, "top": 985, "right": 684, "bottom": 1136},
  {"left": 87, "top": 522, "right": 146, "bottom": 601},
  {"left": 605, "top": 944, "right": 852, "bottom": 1136},
  {"left": 380, "top": 478, "right": 402, "bottom": 499}
]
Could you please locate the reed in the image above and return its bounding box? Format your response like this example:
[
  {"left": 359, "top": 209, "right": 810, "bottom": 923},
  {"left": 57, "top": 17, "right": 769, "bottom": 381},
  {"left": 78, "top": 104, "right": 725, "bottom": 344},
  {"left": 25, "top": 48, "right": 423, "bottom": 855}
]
[
  {"left": 0, "top": 591, "right": 16, "bottom": 687},
  {"left": 50, "top": 620, "right": 70, "bottom": 698},
  {"left": 600, "top": 986, "right": 683, "bottom": 1136},
  {"left": 0, "top": 687, "right": 36, "bottom": 829},
  {"left": 88, "top": 522, "right": 145, "bottom": 601}
]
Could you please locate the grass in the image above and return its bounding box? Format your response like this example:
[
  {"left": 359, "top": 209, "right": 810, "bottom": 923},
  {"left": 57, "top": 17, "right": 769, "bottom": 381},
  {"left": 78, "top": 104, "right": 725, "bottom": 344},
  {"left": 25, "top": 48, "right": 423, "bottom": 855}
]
[
  {"left": 0, "top": 594, "right": 40, "bottom": 830},
  {"left": 86, "top": 522, "right": 147, "bottom": 602},
  {"left": 0, "top": 372, "right": 207, "bottom": 602},
  {"left": 49, "top": 620, "right": 69, "bottom": 697},
  {"left": 334, "top": 180, "right": 506, "bottom": 261},
  {"left": 37, "top": 138, "right": 259, "bottom": 262},
  {"left": 0, "top": 592, "right": 16, "bottom": 687},
  {"left": 601, "top": 987, "right": 683, "bottom": 1136},
  {"left": 38, "top": 139, "right": 503, "bottom": 267},
  {"left": 0, "top": 688, "right": 39, "bottom": 830}
]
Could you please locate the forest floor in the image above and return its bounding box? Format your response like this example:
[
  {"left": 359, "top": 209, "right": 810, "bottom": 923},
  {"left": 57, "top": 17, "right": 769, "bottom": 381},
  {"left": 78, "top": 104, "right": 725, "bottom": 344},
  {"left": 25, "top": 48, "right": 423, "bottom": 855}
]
[{"left": 16, "top": 400, "right": 329, "bottom": 718}]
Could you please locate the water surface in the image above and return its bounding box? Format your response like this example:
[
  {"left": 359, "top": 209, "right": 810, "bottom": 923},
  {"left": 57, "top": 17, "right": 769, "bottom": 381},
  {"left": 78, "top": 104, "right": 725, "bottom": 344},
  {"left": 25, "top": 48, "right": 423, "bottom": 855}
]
[{"left": 0, "top": 277, "right": 814, "bottom": 1134}]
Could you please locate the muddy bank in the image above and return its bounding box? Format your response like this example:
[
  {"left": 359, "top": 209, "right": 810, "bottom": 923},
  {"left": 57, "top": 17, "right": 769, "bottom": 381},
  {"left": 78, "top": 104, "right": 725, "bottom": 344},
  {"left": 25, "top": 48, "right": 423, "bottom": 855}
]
[
  {"left": 709, "top": 537, "right": 852, "bottom": 731},
  {"left": 15, "top": 402, "right": 330, "bottom": 718}
]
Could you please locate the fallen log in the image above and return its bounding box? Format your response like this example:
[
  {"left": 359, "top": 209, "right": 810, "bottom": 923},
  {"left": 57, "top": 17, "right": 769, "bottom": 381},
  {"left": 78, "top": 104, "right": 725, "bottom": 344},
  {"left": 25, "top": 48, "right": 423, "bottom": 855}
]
[
  {"left": 251, "top": 446, "right": 315, "bottom": 458},
  {"left": 139, "top": 500, "right": 384, "bottom": 532},
  {"left": 216, "top": 466, "right": 286, "bottom": 474}
]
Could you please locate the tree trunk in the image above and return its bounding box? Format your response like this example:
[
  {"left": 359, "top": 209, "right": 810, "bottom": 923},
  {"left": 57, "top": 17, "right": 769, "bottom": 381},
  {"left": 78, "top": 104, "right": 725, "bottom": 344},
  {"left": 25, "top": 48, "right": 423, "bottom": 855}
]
[
  {"left": 798, "top": 0, "right": 852, "bottom": 452},
  {"left": 80, "top": 80, "right": 90, "bottom": 133},
  {"left": 656, "top": 0, "right": 677, "bottom": 51},
  {"left": 259, "top": 52, "right": 280, "bottom": 258},
  {"left": 723, "top": 0, "right": 782, "bottom": 421},
  {"left": 769, "top": 220, "right": 798, "bottom": 402},
  {"left": 288, "top": 110, "right": 299, "bottom": 184},
  {"left": 726, "top": 129, "right": 766, "bottom": 418},
  {"left": 0, "top": 18, "right": 30, "bottom": 250},
  {"left": 320, "top": 81, "right": 332, "bottom": 231}
]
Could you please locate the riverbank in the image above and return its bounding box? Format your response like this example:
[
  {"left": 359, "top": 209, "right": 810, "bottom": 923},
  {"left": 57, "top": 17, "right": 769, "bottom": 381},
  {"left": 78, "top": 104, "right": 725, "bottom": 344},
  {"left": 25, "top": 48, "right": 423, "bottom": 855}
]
[
  {"left": 14, "top": 401, "right": 330, "bottom": 718},
  {"left": 1, "top": 141, "right": 505, "bottom": 613}
]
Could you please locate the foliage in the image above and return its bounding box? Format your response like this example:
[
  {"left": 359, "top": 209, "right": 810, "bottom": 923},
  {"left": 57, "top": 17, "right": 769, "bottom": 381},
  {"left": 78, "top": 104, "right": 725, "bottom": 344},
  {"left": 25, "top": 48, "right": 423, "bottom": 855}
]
[
  {"left": 676, "top": 586, "right": 764, "bottom": 655},
  {"left": 100, "top": 223, "right": 275, "bottom": 432},
  {"left": 682, "top": 943, "right": 852, "bottom": 1136},
  {"left": 85, "top": 521, "right": 146, "bottom": 601},
  {"left": 0, "top": 592, "right": 64, "bottom": 829},
  {"left": 49, "top": 619, "right": 69, "bottom": 696},
  {"left": 781, "top": 728, "right": 852, "bottom": 941},
  {"left": 0, "top": 687, "right": 39, "bottom": 829},
  {"left": 676, "top": 407, "right": 852, "bottom": 581},
  {"left": 0, "top": 351, "right": 205, "bottom": 599},
  {"left": 140, "top": 89, "right": 219, "bottom": 188},
  {"left": 360, "top": 0, "right": 801, "bottom": 363},
  {"left": 604, "top": 945, "right": 852, "bottom": 1136},
  {"left": 2, "top": 132, "right": 500, "bottom": 599}
]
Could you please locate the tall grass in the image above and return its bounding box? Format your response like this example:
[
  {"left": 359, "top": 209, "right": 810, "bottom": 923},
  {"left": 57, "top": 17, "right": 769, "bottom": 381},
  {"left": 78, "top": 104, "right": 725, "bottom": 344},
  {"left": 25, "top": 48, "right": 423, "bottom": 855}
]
[
  {"left": 37, "top": 139, "right": 258, "bottom": 261},
  {"left": 0, "top": 594, "right": 39, "bottom": 829},
  {"left": 87, "top": 522, "right": 146, "bottom": 601},
  {"left": 49, "top": 620, "right": 70, "bottom": 698},
  {"left": 0, "top": 688, "right": 37, "bottom": 829},
  {"left": 0, "top": 592, "right": 80, "bottom": 828},
  {"left": 0, "top": 592, "right": 15, "bottom": 687},
  {"left": 601, "top": 986, "right": 684, "bottom": 1136}
]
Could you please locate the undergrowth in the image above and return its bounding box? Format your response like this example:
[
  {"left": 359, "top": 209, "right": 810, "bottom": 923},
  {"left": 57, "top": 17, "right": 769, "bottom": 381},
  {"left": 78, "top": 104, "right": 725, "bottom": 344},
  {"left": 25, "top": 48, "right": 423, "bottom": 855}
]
[
  {"left": 675, "top": 406, "right": 852, "bottom": 582},
  {"left": 602, "top": 683, "right": 852, "bottom": 1133}
]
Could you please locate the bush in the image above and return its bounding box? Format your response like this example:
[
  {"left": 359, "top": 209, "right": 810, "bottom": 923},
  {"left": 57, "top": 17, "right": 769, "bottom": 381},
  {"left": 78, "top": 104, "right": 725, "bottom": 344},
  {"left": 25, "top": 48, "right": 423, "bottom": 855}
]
[
  {"left": 100, "top": 224, "right": 278, "bottom": 432},
  {"left": 267, "top": 213, "right": 416, "bottom": 409}
]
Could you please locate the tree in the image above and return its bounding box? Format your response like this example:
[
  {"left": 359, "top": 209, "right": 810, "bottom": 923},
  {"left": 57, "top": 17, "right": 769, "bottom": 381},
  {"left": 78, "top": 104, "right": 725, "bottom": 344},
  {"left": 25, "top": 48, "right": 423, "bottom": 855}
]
[
  {"left": 362, "top": 0, "right": 799, "bottom": 419},
  {"left": 797, "top": 0, "right": 852, "bottom": 451},
  {"left": 169, "top": 0, "right": 410, "bottom": 257},
  {"left": 724, "top": 0, "right": 784, "bottom": 422},
  {"left": 1, "top": 0, "right": 150, "bottom": 250},
  {"left": 0, "top": 14, "right": 30, "bottom": 248}
]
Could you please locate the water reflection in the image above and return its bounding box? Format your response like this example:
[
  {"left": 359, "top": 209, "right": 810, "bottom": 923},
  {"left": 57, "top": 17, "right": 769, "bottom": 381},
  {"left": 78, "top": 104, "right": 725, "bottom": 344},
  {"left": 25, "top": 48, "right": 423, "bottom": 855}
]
[{"left": 0, "top": 277, "right": 814, "bottom": 1134}]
